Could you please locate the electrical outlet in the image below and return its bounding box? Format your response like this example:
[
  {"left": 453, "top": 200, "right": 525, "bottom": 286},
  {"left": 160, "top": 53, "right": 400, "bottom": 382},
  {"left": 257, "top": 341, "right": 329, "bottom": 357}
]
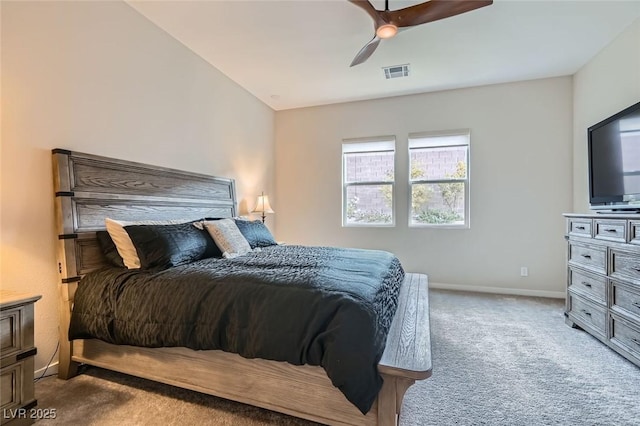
[{"left": 520, "top": 267, "right": 528, "bottom": 277}]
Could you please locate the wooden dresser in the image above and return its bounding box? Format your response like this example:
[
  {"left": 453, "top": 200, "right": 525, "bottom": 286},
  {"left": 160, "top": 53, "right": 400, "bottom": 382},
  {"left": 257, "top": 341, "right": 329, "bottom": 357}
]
[
  {"left": 564, "top": 213, "right": 640, "bottom": 367},
  {"left": 1, "top": 291, "right": 41, "bottom": 426}
]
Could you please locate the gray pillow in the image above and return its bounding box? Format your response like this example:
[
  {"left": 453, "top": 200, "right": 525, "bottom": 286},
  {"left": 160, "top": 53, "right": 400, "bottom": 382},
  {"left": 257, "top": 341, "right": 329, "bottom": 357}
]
[{"left": 203, "top": 219, "right": 252, "bottom": 258}]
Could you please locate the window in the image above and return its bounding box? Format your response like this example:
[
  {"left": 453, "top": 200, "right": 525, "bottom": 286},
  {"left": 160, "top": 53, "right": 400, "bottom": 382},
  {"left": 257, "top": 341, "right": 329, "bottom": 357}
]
[
  {"left": 409, "top": 130, "right": 470, "bottom": 227},
  {"left": 342, "top": 137, "right": 395, "bottom": 226}
]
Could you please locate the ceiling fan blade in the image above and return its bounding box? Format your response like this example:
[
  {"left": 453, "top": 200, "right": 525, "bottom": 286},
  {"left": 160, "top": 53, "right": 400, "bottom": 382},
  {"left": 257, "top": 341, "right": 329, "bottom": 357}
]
[
  {"left": 350, "top": 35, "right": 381, "bottom": 67},
  {"left": 382, "top": 0, "right": 493, "bottom": 28},
  {"left": 348, "top": 0, "right": 387, "bottom": 28}
]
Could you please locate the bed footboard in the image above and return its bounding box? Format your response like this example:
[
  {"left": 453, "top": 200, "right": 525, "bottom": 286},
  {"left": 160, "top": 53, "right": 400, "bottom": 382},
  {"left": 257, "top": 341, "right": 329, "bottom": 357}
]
[{"left": 378, "top": 272, "right": 432, "bottom": 424}]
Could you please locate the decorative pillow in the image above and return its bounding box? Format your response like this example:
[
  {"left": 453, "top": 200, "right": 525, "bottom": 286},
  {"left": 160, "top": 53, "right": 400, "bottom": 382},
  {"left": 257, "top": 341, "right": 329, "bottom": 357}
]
[
  {"left": 124, "top": 222, "right": 221, "bottom": 270},
  {"left": 105, "top": 218, "right": 190, "bottom": 269},
  {"left": 96, "top": 231, "right": 125, "bottom": 268},
  {"left": 191, "top": 217, "right": 223, "bottom": 231},
  {"left": 234, "top": 219, "right": 277, "bottom": 249},
  {"left": 203, "top": 218, "right": 252, "bottom": 259}
]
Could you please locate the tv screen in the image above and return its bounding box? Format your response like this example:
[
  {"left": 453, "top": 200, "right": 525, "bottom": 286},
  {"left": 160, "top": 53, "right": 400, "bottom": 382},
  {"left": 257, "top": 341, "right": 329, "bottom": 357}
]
[{"left": 588, "top": 101, "right": 640, "bottom": 210}]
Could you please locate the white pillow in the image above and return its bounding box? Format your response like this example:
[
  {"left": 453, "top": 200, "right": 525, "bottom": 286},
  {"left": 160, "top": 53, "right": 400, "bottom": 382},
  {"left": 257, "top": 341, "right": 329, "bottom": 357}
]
[
  {"left": 105, "top": 218, "right": 188, "bottom": 269},
  {"left": 203, "top": 219, "right": 252, "bottom": 259}
]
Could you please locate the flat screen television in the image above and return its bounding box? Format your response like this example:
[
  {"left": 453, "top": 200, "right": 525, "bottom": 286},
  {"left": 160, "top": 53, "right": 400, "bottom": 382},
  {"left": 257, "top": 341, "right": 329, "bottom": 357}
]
[{"left": 588, "top": 101, "right": 640, "bottom": 212}]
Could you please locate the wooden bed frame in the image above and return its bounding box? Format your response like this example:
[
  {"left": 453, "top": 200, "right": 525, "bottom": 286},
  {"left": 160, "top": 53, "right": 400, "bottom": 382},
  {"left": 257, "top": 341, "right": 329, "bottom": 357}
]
[{"left": 52, "top": 149, "right": 432, "bottom": 425}]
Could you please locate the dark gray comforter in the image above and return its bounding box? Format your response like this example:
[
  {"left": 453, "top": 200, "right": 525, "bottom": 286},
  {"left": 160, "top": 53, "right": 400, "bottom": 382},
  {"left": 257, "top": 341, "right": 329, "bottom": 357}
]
[{"left": 69, "top": 245, "right": 404, "bottom": 413}]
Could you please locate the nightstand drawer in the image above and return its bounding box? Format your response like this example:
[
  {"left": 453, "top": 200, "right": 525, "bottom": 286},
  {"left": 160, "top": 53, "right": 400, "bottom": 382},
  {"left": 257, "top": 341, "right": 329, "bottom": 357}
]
[
  {"left": 567, "top": 292, "right": 607, "bottom": 339},
  {"left": 568, "top": 242, "right": 607, "bottom": 275},
  {"left": 610, "top": 248, "right": 640, "bottom": 284},
  {"left": 568, "top": 267, "right": 606, "bottom": 303},
  {"left": 594, "top": 219, "right": 627, "bottom": 243},
  {"left": 1, "top": 362, "right": 23, "bottom": 411},
  {"left": 0, "top": 309, "right": 20, "bottom": 355},
  {"left": 0, "top": 357, "right": 34, "bottom": 414}
]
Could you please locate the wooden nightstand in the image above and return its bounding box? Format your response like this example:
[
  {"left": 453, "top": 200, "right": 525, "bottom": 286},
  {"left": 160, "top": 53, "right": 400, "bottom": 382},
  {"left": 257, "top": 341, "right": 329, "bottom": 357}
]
[{"left": 1, "top": 291, "right": 41, "bottom": 426}]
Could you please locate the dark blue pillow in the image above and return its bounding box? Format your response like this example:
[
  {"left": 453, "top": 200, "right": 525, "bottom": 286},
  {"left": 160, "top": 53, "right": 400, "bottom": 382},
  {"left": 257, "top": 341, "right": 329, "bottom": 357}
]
[
  {"left": 124, "top": 222, "right": 221, "bottom": 270},
  {"left": 96, "top": 231, "right": 125, "bottom": 268},
  {"left": 234, "top": 219, "right": 277, "bottom": 248}
]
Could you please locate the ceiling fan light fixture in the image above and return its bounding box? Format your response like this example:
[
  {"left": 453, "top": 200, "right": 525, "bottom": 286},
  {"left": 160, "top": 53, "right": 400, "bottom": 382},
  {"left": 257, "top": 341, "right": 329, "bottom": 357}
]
[
  {"left": 349, "top": 0, "right": 494, "bottom": 66},
  {"left": 376, "top": 24, "right": 398, "bottom": 39}
]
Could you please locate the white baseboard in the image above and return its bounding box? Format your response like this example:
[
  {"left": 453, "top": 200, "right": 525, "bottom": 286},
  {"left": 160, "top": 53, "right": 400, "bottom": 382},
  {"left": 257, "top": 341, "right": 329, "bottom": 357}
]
[
  {"left": 35, "top": 361, "right": 58, "bottom": 378},
  {"left": 429, "top": 282, "right": 565, "bottom": 299}
]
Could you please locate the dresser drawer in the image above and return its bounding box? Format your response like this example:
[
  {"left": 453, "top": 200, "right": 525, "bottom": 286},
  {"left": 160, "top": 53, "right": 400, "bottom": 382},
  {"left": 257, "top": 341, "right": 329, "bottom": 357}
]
[
  {"left": 567, "top": 267, "right": 606, "bottom": 303},
  {"left": 611, "top": 281, "right": 640, "bottom": 322},
  {"left": 610, "top": 315, "right": 640, "bottom": 363},
  {"left": 610, "top": 248, "right": 640, "bottom": 284},
  {"left": 630, "top": 221, "right": 640, "bottom": 246},
  {"left": 568, "top": 242, "right": 607, "bottom": 275},
  {"left": 594, "top": 219, "right": 627, "bottom": 243},
  {"left": 567, "top": 293, "right": 607, "bottom": 339},
  {"left": 568, "top": 218, "right": 592, "bottom": 237}
]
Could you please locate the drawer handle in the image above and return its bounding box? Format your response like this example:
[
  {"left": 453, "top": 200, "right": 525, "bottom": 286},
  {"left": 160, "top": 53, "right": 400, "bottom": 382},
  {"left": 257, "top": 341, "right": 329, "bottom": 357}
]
[
  {"left": 633, "top": 338, "right": 640, "bottom": 347},
  {"left": 604, "top": 228, "right": 618, "bottom": 233},
  {"left": 581, "top": 281, "right": 592, "bottom": 288},
  {"left": 575, "top": 226, "right": 586, "bottom": 230},
  {"left": 580, "top": 309, "right": 592, "bottom": 317},
  {"left": 632, "top": 302, "right": 640, "bottom": 309},
  {"left": 581, "top": 254, "right": 592, "bottom": 260}
]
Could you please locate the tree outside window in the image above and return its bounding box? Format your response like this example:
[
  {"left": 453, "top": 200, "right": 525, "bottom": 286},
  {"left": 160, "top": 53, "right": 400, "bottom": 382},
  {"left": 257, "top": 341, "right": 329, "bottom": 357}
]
[{"left": 408, "top": 131, "right": 470, "bottom": 227}]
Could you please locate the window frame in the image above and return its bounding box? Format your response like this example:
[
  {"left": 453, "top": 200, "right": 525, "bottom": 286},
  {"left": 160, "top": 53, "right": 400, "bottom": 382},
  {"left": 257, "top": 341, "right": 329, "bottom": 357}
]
[
  {"left": 408, "top": 129, "right": 470, "bottom": 229},
  {"left": 342, "top": 137, "right": 396, "bottom": 227}
]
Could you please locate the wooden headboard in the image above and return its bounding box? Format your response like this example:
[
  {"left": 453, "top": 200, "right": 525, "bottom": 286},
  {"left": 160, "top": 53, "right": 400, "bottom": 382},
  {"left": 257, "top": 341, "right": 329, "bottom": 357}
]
[{"left": 52, "top": 149, "right": 237, "bottom": 284}]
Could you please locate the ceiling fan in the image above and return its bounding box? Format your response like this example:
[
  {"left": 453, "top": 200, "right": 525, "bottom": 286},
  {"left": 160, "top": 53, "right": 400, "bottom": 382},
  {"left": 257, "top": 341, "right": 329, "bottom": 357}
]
[{"left": 348, "top": 0, "right": 493, "bottom": 66}]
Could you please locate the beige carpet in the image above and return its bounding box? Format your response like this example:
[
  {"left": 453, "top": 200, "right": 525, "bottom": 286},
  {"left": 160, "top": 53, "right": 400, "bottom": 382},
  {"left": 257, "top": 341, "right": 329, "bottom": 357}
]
[{"left": 34, "top": 289, "right": 640, "bottom": 425}]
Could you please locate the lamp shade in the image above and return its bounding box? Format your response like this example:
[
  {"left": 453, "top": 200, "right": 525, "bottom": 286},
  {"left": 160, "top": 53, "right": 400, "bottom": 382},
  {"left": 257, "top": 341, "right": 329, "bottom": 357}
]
[{"left": 251, "top": 193, "right": 274, "bottom": 215}]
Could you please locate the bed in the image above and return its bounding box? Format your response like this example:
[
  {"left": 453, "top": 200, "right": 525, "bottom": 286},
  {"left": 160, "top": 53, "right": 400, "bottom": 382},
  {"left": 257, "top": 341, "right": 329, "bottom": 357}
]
[{"left": 52, "top": 149, "right": 432, "bottom": 425}]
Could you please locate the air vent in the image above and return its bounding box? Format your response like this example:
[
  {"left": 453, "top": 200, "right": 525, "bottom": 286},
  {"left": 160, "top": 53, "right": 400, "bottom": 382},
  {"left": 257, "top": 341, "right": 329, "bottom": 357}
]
[{"left": 382, "top": 64, "right": 410, "bottom": 80}]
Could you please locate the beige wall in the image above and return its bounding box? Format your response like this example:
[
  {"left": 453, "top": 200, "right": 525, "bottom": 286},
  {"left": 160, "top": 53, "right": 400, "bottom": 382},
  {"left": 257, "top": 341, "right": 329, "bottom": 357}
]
[
  {"left": 1, "top": 1, "right": 275, "bottom": 373},
  {"left": 573, "top": 19, "right": 640, "bottom": 213},
  {"left": 275, "top": 77, "right": 573, "bottom": 297}
]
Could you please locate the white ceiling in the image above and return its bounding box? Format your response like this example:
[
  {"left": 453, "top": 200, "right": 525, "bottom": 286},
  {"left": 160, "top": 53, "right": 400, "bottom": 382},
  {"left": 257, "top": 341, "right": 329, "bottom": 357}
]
[{"left": 128, "top": 0, "right": 640, "bottom": 111}]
